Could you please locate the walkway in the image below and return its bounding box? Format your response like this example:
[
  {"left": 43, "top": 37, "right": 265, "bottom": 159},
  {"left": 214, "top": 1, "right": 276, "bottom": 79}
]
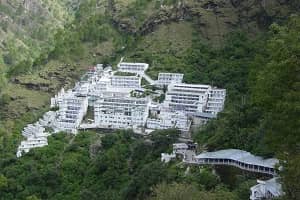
[
  {"left": 141, "top": 73, "right": 156, "bottom": 85},
  {"left": 172, "top": 145, "right": 279, "bottom": 176},
  {"left": 166, "top": 144, "right": 283, "bottom": 200}
]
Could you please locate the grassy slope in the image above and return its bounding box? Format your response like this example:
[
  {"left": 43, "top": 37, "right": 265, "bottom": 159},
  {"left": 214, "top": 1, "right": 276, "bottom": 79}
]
[
  {"left": 127, "top": 21, "right": 194, "bottom": 78},
  {"left": 1, "top": 19, "right": 195, "bottom": 118},
  {"left": 1, "top": 48, "right": 100, "bottom": 119}
]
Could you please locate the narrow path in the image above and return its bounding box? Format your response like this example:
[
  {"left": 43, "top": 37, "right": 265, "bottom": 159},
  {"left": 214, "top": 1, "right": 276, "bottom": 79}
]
[{"left": 141, "top": 73, "right": 156, "bottom": 85}]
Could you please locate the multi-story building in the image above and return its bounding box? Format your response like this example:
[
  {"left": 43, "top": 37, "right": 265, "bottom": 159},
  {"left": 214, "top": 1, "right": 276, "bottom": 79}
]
[
  {"left": 50, "top": 88, "right": 66, "bottom": 108},
  {"left": 156, "top": 73, "right": 184, "bottom": 86},
  {"left": 118, "top": 62, "right": 149, "bottom": 74},
  {"left": 205, "top": 89, "right": 226, "bottom": 114},
  {"left": 16, "top": 123, "right": 48, "bottom": 157},
  {"left": 73, "top": 82, "right": 89, "bottom": 97},
  {"left": 164, "top": 83, "right": 211, "bottom": 114},
  {"left": 17, "top": 61, "right": 228, "bottom": 157},
  {"left": 21, "top": 123, "right": 45, "bottom": 138},
  {"left": 111, "top": 75, "right": 141, "bottom": 89},
  {"left": 147, "top": 108, "right": 191, "bottom": 132},
  {"left": 56, "top": 93, "right": 88, "bottom": 134},
  {"left": 17, "top": 136, "right": 48, "bottom": 157},
  {"left": 164, "top": 83, "right": 226, "bottom": 115},
  {"left": 94, "top": 97, "right": 150, "bottom": 129},
  {"left": 92, "top": 77, "right": 111, "bottom": 96}
]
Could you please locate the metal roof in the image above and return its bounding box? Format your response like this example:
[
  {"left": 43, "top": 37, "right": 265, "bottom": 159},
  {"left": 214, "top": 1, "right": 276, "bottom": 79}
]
[
  {"left": 251, "top": 178, "right": 283, "bottom": 197},
  {"left": 195, "top": 149, "right": 279, "bottom": 168}
]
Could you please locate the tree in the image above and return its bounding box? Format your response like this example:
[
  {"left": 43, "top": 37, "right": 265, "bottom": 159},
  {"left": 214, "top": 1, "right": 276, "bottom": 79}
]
[
  {"left": 148, "top": 182, "right": 237, "bottom": 200},
  {"left": 0, "top": 174, "right": 8, "bottom": 190},
  {"left": 252, "top": 16, "right": 300, "bottom": 200},
  {"left": 7, "top": 59, "right": 33, "bottom": 77},
  {"left": 253, "top": 17, "right": 300, "bottom": 154},
  {"left": 25, "top": 195, "right": 41, "bottom": 200}
]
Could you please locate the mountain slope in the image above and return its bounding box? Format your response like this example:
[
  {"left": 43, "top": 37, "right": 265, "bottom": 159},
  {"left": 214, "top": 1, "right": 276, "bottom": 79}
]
[
  {"left": 0, "top": 0, "right": 80, "bottom": 67},
  {"left": 0, "top": 1, "right": 299, "bottom": 200}
]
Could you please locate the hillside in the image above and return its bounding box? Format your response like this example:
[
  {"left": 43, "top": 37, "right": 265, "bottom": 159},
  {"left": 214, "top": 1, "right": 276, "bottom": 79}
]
[
  {"left": 0, "top": 0, "right": 80, "bottom": 66},
  {"left": 0, "top": 0, "right": 299, "bottom": 200},
  {"left": 1, "top": 0, "right": 299, "bottom": 119}
]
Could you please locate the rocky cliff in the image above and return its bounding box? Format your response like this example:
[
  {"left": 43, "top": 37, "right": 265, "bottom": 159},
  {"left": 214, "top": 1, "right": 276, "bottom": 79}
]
[
  {"left": 110, "top": 0, "right": 299, "bottom": 41},
  {"left": 1, "top": 0, "right": 299, "bottom": 67}
]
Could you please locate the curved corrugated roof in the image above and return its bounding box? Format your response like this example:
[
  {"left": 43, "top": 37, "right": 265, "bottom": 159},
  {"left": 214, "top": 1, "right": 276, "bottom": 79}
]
[{"left": 195, "top": 149, "right": 279, "bottom": 168}]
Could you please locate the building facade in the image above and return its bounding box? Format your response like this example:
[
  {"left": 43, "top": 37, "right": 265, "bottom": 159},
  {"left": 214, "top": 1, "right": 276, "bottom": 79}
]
[
  {"left": 94, "top": 97, "right": 150, "bottom": 129},
  {"left": 17, "top": 136, "right": 48, "bottom": 157},
  {"left": 164, "top": 83, "right": 226, "bottom": 115},
  {"left": 50, "top": 88, "right": 66, "bottom": 108},
  {"left": 56, "top": 94, "right": 88, "bottom": 134},
  {"left": 111, "top": 75, "right": 141, "bottom": 89},
  {"left": 18, "top": 61, "right": 228, "bottom": 157},
  {"left": 156, "top": 73, "right": 184, "bottom": 86},
  {"left": 16, "top": 123, "right": 48, "bottom": 157},
  {"left": 147, "top": 109, "right": 191, "bottom": 132},
  {"left": 118, "top": 62, "right": 149, "bottom": 74},
  {"left": 165, "top": 83, "right": 211, "bottom": 113},
  {"left": 205, "top": 89, "right": 226, "bottom": 114}
]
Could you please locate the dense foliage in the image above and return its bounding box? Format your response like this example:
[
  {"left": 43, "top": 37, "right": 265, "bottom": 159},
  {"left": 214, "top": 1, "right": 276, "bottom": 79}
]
[
  {"left": 0, "top": 0, "right": 299, "bottom": 199},
  {"left": 0, "top": 130, "right": 240, "bottom": 200},
  {"left": 193, "top": 16, "right": 300, "bottom": 200}
]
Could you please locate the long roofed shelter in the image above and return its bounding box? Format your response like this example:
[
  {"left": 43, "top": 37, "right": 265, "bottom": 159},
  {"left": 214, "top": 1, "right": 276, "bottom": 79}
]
[
  {"left": 163, "top": 144, "right": 283, "bottom": 200},
  {"left": 192, "top": 149, "right": 279, "bottom": 176}
]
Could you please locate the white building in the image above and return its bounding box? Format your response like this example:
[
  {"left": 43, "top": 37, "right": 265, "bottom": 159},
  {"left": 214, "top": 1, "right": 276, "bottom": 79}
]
[
  {"left": 205, "top": 88, "right": 226, "bottom": 114},
  {"left": 147, "top": 108, "right": 191, "bottom": 132},
  {"left": 165, "top": 83, "right": 211, "bottom": 113},
  {"left": 50, "top": 88, "right": 66, "bottom": 108},
  {"left": 161, "top": 153, "right": 176, "bottom": 163},
  {"left": 92, "top": 77, "right": 111, "bottom": 96},
  {"left": 21, "top": 123, "right": 45, "bottom": 138},
  {"left": 55, "top": 93, "right": 88, "bottom": 134},
  {"left": 17, "top": 136, "right": 48, "bottom": 157},
  {"left": 88, "top": 68, "right": 137, "bottom": 99},
  {"left": 38, "top": 111, "right": 56, "bottom": 127},
  {"left": 250, "top": 178, "right": 283, "bottom": 200},
  {"left": 156, "top": 73, "right": 184, "bottom": 86},
  {"left": 118, "top": 62, "right": 149, "bottom": 74},
  {"left": 94, "top": 97, "right": 150, "bottom": 129},
  {"left": 164, "top": 83, "right": 226, "bottom": 115},
  {"left": 18, "top": 61, "right": 228, "bottom": 157},
  {"left": 173, "top": 143, "right": 190, "bottom": 155},
  {"left": 16, "top": 123, "right": 49, "bottom": 157},
  {"left": 73, "top": 82, "right": 89, "bottom": 97},
  {"left": 111, "top": 75, "right": 141, "bottom": 89}
]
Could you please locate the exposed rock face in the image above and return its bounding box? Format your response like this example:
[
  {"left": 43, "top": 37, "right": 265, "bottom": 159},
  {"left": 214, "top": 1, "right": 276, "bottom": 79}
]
[
  {"left": 112, "top": 3, "right": 191, "bottom": 35},
  {"left": 109, "top": 0, "right": 299, "bottom": 41},
  {"left": 139, "top": 4, "right": 190, "bottom": 35},
  {"left": 23, "top": 0, "right": 42, "bottom": 13},
  {"left": 1, "top": 0, "right": 298, "bottom": 66}
]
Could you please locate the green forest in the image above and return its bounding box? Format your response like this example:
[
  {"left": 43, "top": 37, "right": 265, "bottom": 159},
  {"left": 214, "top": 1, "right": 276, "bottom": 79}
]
[{"left": 0, "top": 0, "right": 299, "bottom": 199}]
